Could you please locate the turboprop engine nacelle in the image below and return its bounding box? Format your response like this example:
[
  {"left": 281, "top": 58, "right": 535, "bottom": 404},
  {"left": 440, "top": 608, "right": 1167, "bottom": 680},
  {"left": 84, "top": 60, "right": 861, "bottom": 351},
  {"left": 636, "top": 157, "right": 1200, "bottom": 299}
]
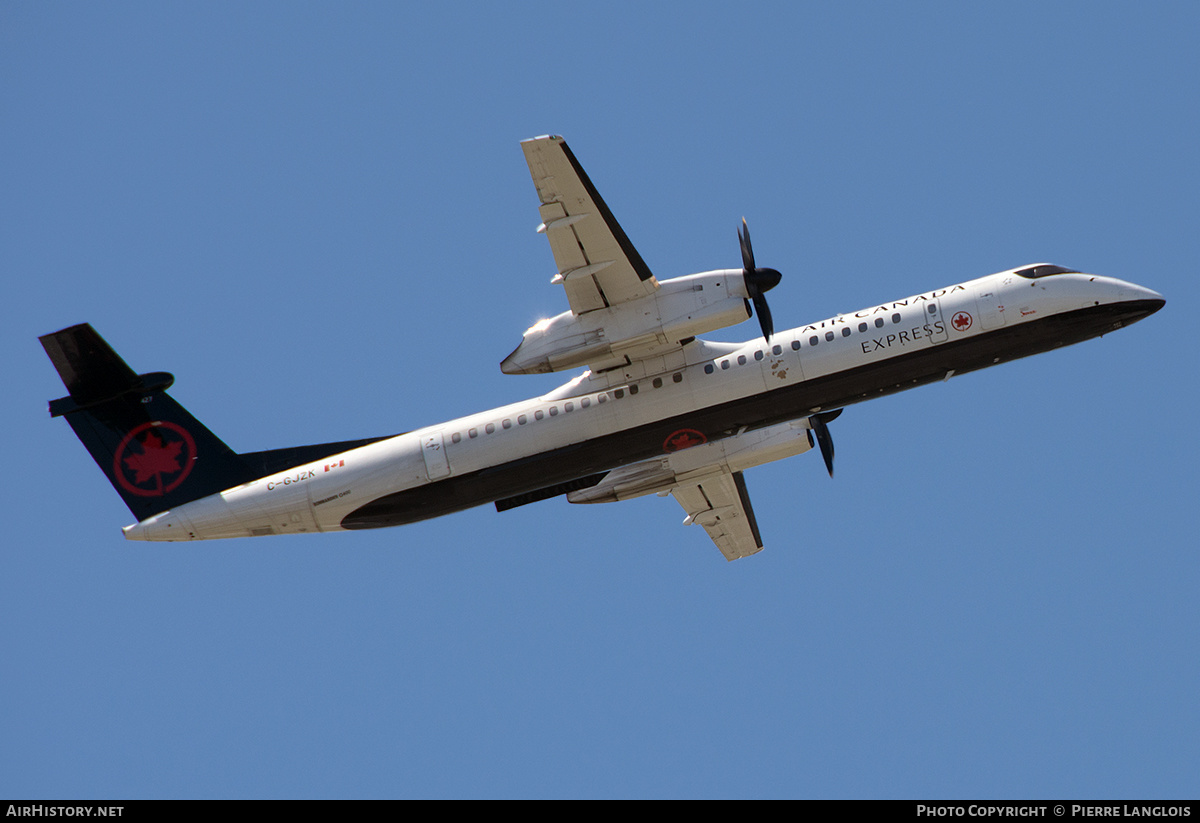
[
  {"left": 501, "top": 270, "right": 751, "bottom": 374},
  {"left": 567, "top": 419, "right": 815, "bottom": 504}
]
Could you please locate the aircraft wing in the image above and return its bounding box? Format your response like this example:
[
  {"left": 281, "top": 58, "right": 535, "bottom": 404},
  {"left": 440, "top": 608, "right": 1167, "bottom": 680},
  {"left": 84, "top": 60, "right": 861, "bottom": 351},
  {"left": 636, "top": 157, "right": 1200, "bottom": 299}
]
[
  {"left": 561, "top": 420, "right": 814, "bottom": 559},
  {"left": 522, "top": 135, "right": 659, "bottom": 315},
  {"left": 670, "top": 469, "right": 764, "bottom": 561}
]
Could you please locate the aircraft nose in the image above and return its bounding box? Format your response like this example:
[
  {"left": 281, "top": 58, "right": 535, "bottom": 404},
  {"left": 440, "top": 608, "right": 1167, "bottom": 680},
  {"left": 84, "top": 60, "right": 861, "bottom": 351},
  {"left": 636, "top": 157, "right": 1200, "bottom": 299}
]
[
  {"left": 1104, "top": 279, "right": 1165, "bottom": 327},
  {"left": 1123, "top": 283, "right": 1165, "bottom": 313}
]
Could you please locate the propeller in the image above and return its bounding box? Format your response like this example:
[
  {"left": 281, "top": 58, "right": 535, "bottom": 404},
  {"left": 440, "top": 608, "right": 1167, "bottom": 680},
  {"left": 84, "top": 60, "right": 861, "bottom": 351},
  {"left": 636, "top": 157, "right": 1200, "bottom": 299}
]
[
  {"left": 805, "top": 409, "right": 842, "bottom": 478},
  {"left": 738, "top": 218, "right": 782, "bottom": 342}
]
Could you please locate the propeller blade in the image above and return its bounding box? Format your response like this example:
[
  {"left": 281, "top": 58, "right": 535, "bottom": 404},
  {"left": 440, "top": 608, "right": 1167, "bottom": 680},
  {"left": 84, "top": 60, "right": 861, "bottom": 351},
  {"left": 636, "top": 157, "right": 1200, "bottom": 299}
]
[
  {"left": 752, "top": 292, "right": 774, "bottom": 341},
  {"left": 737, "top": 218, "right": 782, "bottom": 342},
  {"left": 810, "top": 414, "right": 835, "bottom": 478},
  {"left": 738, "top": 218, "right": 755, "bottom": 272}
]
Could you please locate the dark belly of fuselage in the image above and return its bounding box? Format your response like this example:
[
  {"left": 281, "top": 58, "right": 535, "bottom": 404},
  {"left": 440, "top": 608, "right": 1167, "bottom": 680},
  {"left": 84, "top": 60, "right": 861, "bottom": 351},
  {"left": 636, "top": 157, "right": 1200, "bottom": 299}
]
[{"left": 341, "top": 300, "right": 1161, "bottom": 530}]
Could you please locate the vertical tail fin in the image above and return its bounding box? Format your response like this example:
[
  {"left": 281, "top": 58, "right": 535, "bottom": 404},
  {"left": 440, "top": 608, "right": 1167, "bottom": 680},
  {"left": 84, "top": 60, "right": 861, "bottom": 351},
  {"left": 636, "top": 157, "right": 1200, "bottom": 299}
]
[{"left": 40, "top": 324, "right": 255, "bottom": 521}]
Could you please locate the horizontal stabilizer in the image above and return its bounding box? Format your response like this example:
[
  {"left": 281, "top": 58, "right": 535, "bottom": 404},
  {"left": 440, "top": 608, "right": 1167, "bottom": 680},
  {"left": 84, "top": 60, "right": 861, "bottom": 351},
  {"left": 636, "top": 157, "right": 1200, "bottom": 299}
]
[
  {"left": 41, "top": 324, "right": 177, "bottom": 417},
  {"left": 40, "top": 324, "right": 141, "bottom": 404}
]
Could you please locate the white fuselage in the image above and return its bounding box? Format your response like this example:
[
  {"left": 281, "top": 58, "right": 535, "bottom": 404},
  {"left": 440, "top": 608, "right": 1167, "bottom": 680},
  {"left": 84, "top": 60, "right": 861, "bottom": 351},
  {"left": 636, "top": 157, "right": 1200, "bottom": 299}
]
[{"left": 122, "top": 268, "right": 1161, "bottom": 541}]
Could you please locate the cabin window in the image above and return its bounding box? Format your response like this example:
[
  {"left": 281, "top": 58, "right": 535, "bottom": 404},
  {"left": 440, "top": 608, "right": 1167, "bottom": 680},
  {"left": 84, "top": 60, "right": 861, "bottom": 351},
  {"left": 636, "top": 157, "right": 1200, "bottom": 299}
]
[
  {"left": 809, "top": 336, "right": 819, "bottom": 346},
  {"left": 518, "top": 414, "right": 528, "bottom": 425},
  {"left": 754, "top": 350, "right": 764, "bottom": 360},
  {"left": 469, "top": 428, "right": 478, "bottom": 438},
  {"left": 841, "top": 327, "right": 851, "bottom": 337},
  {"left": 892, "top": 313, "right": 901, "bottom": 324},
  {"left": 672, "top": 372, "right": 683, "bottom": 383},
  {"left": 825, "top": 331, "right": 835, "bottom": 342},
  {"left": 721, "top": 360, "right": 730, "bottom": 370},
  {"left": 652, "top": 377, "right": 663, "bottom": 388},
  {"left": 564, "top": 402, "right": 573, "bottom": 412},
  {"left": 875, "top": 318, "right": 885, "bottom": 328},
  {"left": 614, "top": 389, "right": 625, "bottom": 399},
  {"left": 549, "top": 406, "right": 558, "bottom": 416},
  {"left": 859, "top": 322, "right": 868, "bottom": 332},
  {"left": 928, "top": 305, "right": 938, "bottom": 315},
  {"left": 502, "top": 419, "right": 512, "bottom": 429},
  {"left": 581, "top": 397, "right": 591, "bottom": 408},
  {"left": 738, "top": 355, "right": 747, "bottom": 365},
  {"left": 597, "top": 394, "right": 607, "bottom": 403},
  {"left": 485, "top": 423, "right": 495, "bottom": 434},
  {"left": 773, "top": 345, "right": 782, "bottom": 355},
  {"left": 534, "top": 410, "right": 544, "bottom": 421},
  {"left": 629, "top": 384, "right": 639, "bottom": 395},
  {"left": 451, "top": 432, "right": 462, "bottom": 444},
  {"left": 791, "top": 340, "right": 801, "bottom": 351},
  {"left": 705, "top": 363, "right": 715, "bottom": 374}
]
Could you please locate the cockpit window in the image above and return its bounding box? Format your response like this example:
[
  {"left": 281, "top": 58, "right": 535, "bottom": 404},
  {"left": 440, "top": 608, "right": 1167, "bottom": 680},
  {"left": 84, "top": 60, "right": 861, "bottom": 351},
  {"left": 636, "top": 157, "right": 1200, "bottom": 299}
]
[{"left": 1015, "top": 264, "right": 1079, "bottom": 279}]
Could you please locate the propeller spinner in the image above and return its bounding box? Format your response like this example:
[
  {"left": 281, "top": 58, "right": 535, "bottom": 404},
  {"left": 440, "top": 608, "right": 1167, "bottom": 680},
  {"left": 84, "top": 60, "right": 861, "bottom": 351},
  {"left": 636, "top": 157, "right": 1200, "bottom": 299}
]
[{"left": 738, "top": 218, "right": 782, "bottom": 342}]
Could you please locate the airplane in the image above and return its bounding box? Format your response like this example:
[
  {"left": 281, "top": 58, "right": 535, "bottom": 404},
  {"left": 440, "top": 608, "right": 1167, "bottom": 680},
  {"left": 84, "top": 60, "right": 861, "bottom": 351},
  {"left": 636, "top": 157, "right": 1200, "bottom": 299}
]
[{"left": 40, "top": 135, "right": 1165, "bottom": 560}]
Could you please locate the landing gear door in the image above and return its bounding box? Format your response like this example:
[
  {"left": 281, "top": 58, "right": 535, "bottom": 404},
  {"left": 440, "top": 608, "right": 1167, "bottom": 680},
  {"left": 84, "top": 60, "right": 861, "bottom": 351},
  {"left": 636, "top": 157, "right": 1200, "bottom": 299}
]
[
  {"left": 925, "top": 296, "right": 949, "bottom": 344},
  {"left": 421, "top": 431, "right": 452, "bottom": 481}
]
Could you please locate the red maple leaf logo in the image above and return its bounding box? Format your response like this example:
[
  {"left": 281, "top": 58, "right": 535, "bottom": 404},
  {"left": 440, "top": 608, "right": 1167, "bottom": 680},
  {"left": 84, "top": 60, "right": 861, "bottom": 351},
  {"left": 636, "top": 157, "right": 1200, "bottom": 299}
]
[
  {"left": 124, "top": 430, "right": 184, "bottom": 485},
  {"left": 953, "top": 312, "right": 973, "bottom": 331},
  {"left": 663, "top": 429, "right": 707, "bottom": 453},
  {"left": 113, "top": 422, "right": 196, "bottom": 496}
]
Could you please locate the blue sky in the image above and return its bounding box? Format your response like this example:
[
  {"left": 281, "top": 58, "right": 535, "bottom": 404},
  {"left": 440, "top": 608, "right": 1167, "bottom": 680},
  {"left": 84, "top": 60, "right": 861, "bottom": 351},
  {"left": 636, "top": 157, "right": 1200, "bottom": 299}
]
[{"left": 3, "top": 2, "right": 1197, "bottom": 799}]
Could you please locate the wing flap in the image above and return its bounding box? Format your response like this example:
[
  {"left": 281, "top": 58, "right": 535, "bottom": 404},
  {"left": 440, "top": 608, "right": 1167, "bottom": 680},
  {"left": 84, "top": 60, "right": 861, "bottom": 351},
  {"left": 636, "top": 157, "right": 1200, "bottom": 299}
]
[{"left": 671, "top": 469, "right": 764, "bottom": 561}]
